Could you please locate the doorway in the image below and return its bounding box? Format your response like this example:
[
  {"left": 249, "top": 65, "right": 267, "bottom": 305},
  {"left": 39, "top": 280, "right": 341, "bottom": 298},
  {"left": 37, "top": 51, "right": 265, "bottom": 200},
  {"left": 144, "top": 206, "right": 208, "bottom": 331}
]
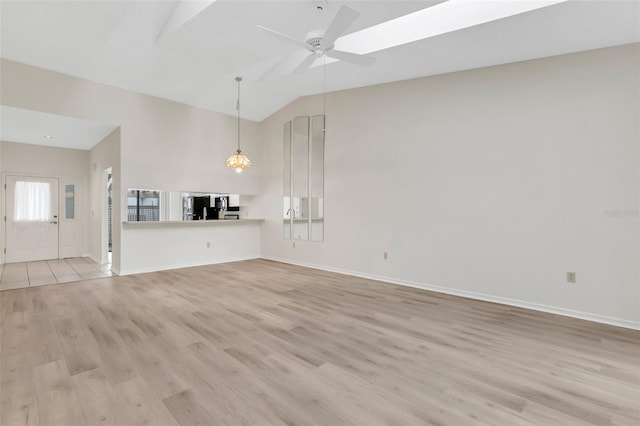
[
  {"left": 5, "top": 175, "right": 59, "bottom": 262},
  {"left": 107, "top": 171, "right": 112, "bottom": 254},
  {"left": 101, "top": 167, "right": 113, "bottom": 265}
]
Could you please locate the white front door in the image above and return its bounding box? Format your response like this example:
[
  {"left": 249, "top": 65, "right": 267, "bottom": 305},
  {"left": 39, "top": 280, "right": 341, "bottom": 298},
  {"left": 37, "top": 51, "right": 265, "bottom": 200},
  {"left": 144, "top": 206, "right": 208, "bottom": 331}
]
[{"left": 5, "top": 175, "right": 59, "bottom": 262}]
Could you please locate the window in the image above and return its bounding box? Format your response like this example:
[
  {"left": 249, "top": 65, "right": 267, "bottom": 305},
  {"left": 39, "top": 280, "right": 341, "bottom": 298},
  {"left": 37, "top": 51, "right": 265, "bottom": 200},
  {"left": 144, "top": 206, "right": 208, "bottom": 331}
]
[
  {"left": 127, "top": 189, "right": 160, "bottom": 221},
  {"left": 64, "top": 184, "right": 75, "bottom": 219},
  {"left": 14, "top": 181, "right": 51, "bottom": 222}
]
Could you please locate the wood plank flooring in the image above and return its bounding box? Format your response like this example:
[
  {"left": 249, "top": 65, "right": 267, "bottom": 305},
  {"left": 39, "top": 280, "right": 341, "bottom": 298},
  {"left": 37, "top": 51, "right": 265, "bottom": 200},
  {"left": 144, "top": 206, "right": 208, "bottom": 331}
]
[
  {"left": 1, "top": 259, "right": 638, "bottom": 425},
  {"left": 0, "top": 257, "right": 112, "bottom": 291}
]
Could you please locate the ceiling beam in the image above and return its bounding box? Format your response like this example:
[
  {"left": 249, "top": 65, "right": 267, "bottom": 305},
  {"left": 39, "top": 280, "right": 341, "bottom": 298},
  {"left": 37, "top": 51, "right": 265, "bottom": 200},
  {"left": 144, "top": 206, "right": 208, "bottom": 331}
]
[{"left": 156, "top": 0, "right": 217, "bottom": 44}]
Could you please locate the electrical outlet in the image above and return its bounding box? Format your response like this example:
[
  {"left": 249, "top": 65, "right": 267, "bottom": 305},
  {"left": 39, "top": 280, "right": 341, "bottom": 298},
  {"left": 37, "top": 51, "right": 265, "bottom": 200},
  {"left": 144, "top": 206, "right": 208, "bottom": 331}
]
[
  {"left": 567, "top": 272, "right": 576, "bottom": 283},
  {"left": 383, "top": 251, "right": 388, "bottom": 260},
  {"left": 206, "top": 242, "right": 211, "bottom": 248}
]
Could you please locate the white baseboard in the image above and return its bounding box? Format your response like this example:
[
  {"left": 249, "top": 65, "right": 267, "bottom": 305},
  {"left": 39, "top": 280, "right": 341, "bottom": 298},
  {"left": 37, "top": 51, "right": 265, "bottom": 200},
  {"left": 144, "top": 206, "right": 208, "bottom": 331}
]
[
  {"left": 261, "top": 256, "right": 640, "bottom": 331},
  {"left": 118, "top": 255, "right": 261, "bottom": 276}
]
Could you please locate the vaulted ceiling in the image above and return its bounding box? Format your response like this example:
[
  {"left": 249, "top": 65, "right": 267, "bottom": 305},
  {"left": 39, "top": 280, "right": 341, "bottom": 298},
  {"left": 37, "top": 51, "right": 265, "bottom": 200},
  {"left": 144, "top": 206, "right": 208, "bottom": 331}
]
[{"left": 1, "top": 0, "right": 639, "bottom": 124}]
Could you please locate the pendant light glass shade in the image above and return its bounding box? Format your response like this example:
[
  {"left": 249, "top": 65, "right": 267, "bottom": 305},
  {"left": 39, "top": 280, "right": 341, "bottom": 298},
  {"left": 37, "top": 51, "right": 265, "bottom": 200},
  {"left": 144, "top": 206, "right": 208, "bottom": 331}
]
[
  {"left": 227, "top": 76, "right": 251, "bottom": 173},
  {"left": 226, "top": 150, "right": 251, "bottom": 173}
]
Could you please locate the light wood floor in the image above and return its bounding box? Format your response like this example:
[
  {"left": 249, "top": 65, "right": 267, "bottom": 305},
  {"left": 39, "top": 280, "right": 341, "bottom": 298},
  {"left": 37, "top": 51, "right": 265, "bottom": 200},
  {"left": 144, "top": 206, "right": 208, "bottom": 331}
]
[
  {"left": 0, "top": 257, "right": 112, "bottom": 291},
  {"left": 1, "top": 259, "right": 638, "bottom": 426}
]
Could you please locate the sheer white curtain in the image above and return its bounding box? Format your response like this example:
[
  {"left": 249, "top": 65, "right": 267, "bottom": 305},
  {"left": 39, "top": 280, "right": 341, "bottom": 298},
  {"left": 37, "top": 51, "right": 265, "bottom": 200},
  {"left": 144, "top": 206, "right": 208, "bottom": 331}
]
[{"left": 14, "top": 181, "right": 51, "bottom": 222}]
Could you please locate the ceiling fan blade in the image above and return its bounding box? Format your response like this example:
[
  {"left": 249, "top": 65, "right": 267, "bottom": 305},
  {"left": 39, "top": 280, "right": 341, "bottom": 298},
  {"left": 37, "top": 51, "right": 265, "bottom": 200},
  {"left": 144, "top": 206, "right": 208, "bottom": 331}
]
[
  {"left": 257, "top": 25, "right": 310, "bottom": 50},
  {"left": 326, "top": 50, "right": 376, "bottom": 66},
  {"left": 293, "top": 53, "right": 318, "bottom": 74},
  {"left": 320, "top": 5, "right": 359, "bottom": 49}
]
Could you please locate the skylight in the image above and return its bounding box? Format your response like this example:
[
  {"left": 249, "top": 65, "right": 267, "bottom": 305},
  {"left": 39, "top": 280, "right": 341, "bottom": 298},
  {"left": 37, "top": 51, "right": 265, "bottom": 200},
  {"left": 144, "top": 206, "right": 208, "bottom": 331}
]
[{"left": 333, "top": 0, "right": 568, "bottom": 56}]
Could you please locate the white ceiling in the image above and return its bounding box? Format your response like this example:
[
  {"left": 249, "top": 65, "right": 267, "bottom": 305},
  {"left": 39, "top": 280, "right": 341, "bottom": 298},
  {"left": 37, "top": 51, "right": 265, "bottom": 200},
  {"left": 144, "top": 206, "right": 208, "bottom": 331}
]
[
  {"left": 0, "top": 106, "right": 118, "bottom": 150},
  {"left": 1, "top": 0, "right": 639, "bottom": 128}
]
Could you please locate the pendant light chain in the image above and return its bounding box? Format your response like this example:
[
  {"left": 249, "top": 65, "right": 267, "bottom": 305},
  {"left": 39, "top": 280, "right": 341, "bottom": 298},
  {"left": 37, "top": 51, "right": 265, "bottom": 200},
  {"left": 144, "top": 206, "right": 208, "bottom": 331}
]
[{"left": 236, "top": 76, "right": 241, "bottom": 152}]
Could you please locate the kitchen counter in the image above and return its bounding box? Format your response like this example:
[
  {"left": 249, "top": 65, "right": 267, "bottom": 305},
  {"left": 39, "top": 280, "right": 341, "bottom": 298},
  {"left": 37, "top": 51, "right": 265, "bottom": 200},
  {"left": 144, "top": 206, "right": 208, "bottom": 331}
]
[
  {"left": 122, "top": 218, "right": 264, "bottom": 227},
  {"left": 119, "top": 219, "right": 263, "bottom": 275}
]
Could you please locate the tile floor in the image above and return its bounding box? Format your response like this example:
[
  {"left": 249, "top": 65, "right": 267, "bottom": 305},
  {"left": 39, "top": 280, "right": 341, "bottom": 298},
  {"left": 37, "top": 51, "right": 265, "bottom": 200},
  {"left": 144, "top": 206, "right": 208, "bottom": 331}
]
[{"left": 0, "top": 257, "right": 113, "bottom": 291}]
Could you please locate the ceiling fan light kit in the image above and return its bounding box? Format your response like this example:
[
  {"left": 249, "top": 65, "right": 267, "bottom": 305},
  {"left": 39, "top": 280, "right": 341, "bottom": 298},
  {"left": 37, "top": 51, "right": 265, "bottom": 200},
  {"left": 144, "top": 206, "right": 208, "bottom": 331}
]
[{"left": 226, "top": 76, "right": 251, "bottom": 173}]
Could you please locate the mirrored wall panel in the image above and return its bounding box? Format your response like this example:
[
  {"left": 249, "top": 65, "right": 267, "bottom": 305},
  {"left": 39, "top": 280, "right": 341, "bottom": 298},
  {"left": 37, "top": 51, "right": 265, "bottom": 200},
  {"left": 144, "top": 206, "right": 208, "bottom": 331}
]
[
  {"left": 283, "top": 121, "right": 292, "bottom": 239},
  {"left": 310, "top": 115, "right": 325, "bottom": 241},
  {"left": 292, "top": 116, "right": 309, "bottom": 240},
  {"left": 283, "top": 115, "right": 324, "bottom": 241}
]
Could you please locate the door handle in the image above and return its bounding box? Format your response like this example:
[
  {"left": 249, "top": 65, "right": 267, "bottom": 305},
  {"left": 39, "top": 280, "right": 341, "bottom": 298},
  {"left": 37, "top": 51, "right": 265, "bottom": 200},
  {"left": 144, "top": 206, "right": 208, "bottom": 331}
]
[{"left": 50, "top": 221, "right": 58, "bottom": 224}]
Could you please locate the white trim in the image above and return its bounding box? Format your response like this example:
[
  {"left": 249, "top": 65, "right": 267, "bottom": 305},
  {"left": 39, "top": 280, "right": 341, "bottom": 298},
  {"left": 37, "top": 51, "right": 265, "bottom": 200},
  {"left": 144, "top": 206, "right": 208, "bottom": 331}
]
[
  {"left": 118, "top": 255, "right": 260, "bottom": 276},
  {"left": 261, "top": 256, "right": 640, "bottom": 331}
]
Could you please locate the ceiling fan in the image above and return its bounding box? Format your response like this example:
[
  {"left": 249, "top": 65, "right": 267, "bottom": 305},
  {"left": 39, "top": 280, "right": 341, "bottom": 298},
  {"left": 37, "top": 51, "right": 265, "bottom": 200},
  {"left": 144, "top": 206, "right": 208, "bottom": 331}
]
[{"left": 257, "top": 4, "right": 376, "bottom": 74}]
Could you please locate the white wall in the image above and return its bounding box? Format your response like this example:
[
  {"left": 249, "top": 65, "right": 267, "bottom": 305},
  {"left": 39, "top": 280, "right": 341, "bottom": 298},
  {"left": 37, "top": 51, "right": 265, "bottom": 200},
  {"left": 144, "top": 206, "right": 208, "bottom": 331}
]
[
  {"left": 0, "top": 144, "right": 2, "bottom": 255},
  {"left": 121, "top": 221, "right": 262, "bottom": 275},
  {"left": 0, "top": 59, "right": 264, "bottom": 272},
  {"left": 0, "top": 141, "right": 90, "bottom": 261},
  {"left": 259, "top": 44, "right": 640, "bottom": 329}
]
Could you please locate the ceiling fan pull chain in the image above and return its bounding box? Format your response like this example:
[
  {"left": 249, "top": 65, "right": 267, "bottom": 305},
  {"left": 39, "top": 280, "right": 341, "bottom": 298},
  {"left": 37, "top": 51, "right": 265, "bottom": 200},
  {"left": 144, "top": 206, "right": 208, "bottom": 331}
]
[{"left": 323, "top": 54, "right": 326, "bottom": 131}]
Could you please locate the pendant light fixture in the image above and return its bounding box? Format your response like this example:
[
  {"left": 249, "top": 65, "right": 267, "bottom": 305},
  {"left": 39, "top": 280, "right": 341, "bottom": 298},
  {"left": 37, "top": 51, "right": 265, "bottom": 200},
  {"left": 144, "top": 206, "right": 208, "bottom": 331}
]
[{"left": 225, "top": 76, "right": 251, "bottom": 173}]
